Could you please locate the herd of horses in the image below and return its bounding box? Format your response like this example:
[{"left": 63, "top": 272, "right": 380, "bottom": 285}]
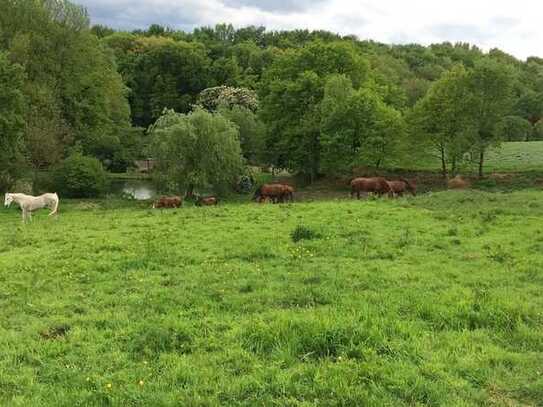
[
  {"left": 152, "top": 194, "right": 219, "bottom": 209},
  {"left": 350, "top": 177, "right": 417, "bottom": 199},
  {"left": 3, "top": 177, "right": 416, "bottom": 222},
  {"left": 253, "top": 177, "right": 416, "bottom": 203}
]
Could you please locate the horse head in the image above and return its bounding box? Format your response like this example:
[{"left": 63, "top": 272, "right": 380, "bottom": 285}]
[
  {"left": 4, "top": 193, "right": 13, "bottom": 207},
  {"left": 252, "top": 186, "right": 262, "bottom": 201},
  {"left": 401, "top": 178, "right": 417, "bottom": 196}
]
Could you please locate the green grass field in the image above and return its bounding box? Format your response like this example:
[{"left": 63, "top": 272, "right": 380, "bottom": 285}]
[
  {"left": 395, "top": 141, "right": 543, "bottom": 173},
  {"left": 1, "top": 191, "right": 543, "bottom": 406}
]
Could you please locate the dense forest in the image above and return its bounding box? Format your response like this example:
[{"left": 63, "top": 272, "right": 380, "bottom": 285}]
[{"left": 2, "top": 0, "right": 543, "bottom": 193}]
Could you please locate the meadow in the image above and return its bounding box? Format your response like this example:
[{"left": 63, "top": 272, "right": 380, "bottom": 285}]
[
  {"left": 394, "top": 141, "right": 543, "bottom": 173},
  {"left": 1, "top": 190, "right": 543, "bottom": 406}
]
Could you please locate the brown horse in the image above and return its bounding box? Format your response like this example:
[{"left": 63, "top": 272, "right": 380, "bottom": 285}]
[
  {"left": 253, "top": 184, "right": 294, "bottom": 203},
  {"left": 387, "top": 178, "right": 417, "bottom": 197},
  {"left": 195, "top": 195, "right": 218, "bottom": 206},
  {"left": 350, "top": 177, "right": 391, "bottom": 199},
  {"left": 152, "top": 196, "right": 182, "bottom": 208}
]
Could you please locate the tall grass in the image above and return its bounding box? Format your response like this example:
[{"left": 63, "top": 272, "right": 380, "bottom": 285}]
[{"left": 0, "top": 191, "right": 542, "bottom": 405}]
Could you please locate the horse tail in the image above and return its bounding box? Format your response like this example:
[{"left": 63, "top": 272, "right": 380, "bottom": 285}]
[{"left": 49, "top": 193, "right": 59, "bottom": 215}]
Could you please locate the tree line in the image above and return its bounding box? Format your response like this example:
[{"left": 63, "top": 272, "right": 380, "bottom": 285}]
[{"left": 2, "top": 0, "right": 543, "bottom": 193}]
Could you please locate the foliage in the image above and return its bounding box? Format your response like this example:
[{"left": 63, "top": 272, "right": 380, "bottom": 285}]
[
  {"left": 197, "top": 85, "right": 258, "bottom": 112},
  {"left": 53, "top": 153, "right": 109, "bottom": 198},
  {"left": 465, "top": 58, "right": 515, "bottom": 176},
  {"left": 409, "top": 65, "right": 476, "bottom": 177},
  {"left": 0, "top": 51, "right": 26, "bottom": 191},
  {"left": 499, "top": 116, "right": 533, "bottom": 142},
  {"left": 149, "top": 108, "right": 243, "bottom": 195},
  {"left": 2, "top": 3, "right": 543, "bottom": 185},
  {"left": 320, "top": 75, "right": 405, "bottom": 174},
  {"left": 259, "top": 40, "right": 370, "bottom": 180},
  {"left": 217, "top": 104, "right": 265, "bottom": 163},
  {"left": 0, "top": 0, "right": 131, "bottom": 171},
  {"left": 236, "top": 174, "right": 254, "bottom": 194}
]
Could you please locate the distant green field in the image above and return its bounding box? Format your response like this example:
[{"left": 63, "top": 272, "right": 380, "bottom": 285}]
[
  {"left": 1, "top": 192, "right": 543, "bottom": 405},
  {"left": 396, "top": 141, "right": 543, "bottom": 173},
  {"left": 485, "top": 141, "right": 543, "bottom": 172}
]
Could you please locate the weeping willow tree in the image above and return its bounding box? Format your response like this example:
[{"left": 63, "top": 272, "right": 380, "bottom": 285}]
[{"left": 148, "top": 108, "right": 243, "bottom": 196}]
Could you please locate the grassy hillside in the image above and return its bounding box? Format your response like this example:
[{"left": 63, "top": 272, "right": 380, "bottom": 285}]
[
  {"left": 1, "top": 193, "right": 543, "bottom": 406},
  {"left": 484, "top": 141, "right": 543, "bottom": 172},
  {"left": 395, "top": 141, "right": 543, "bottom": 173}
]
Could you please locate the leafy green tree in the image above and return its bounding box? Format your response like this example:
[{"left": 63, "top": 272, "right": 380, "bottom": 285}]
[
  {"left": 130, "top": 39, "right": 211, "bottom": 127},
  {"left": 409, "top": 66, "right": 475, "bottom": 177},
  {"left": 320, "top": 75, "right": 404, "bottom": 173},
  {"left": 149, "top": 108, "right": 243, "bottom": 196},
  {"left": 217, "top": 105, "right": 265, "bottom": 164},
  {"left": 259, "top": 40, "right": 370, "bottom": 181},
  {"left": 499, "top": 116, "right": 532, "bottom": 141},
  {"left": 466, "top": 58, "right": 515, "bottom": 176},
  {"left": 515, "top": 90, "right": 543, "bottom": 125},
  {"left": 1, "top": 0, "right": 131, "bottom": 169},
  {"left": 0, "top": 51, "right": 26, "bottom": 190}
]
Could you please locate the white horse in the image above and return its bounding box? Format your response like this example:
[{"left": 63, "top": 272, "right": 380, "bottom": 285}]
[{"left": 4, "top": 193, "right": 59, "bottom": 222}]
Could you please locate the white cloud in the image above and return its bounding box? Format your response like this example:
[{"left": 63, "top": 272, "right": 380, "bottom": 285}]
[{"left": 77, "top": 0, "right": 543, "bottom": 60}]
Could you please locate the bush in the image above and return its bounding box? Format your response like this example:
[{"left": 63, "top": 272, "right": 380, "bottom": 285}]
[
  {"left": 291, "top": 225, "right": 320, "bottom": 243},
  {"left": 53, "top": 154, "right": 109, "bottom": 198},
  {"left": 237, "top": 174, "right": 254, "bottom": 194}
]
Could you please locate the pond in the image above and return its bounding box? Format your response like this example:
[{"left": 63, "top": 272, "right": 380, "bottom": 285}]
[{"left": 109, "top": 178, "right": 157, "bottom": 200}]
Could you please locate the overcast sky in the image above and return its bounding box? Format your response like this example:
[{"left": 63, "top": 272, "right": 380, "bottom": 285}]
[{"left": 76, "top": 0, "right": 542, "bottom": 60}]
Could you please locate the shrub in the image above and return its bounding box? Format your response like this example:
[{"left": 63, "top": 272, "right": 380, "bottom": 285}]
[
  {"left": 237, "top": 174, "right": 254, "bottom": 194},
  {"left": 291, "top": 225, "right": 320, "bottom": 243},
  {"left": 53, "top": 153, "right": 109, "bottom": 198}
]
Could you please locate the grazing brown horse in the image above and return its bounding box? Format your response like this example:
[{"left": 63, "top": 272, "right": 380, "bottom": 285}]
[
  {"left": 253, "top": 184, "right": 294, "bottom": 203},
  {"left": 195, "top": 195, "right": 218, "bottom": 206},
  {"left": 350, "top": 177, "right": 391, "bottom": 199},
  {"left": 152, "top": 196, "right": 182, "bottom": 209},
  {"left": 281, "top": 185, "right": 295, "bottom": 203},
  {"left": 387, "top": 178, "right": 417, "bottom": 197}
]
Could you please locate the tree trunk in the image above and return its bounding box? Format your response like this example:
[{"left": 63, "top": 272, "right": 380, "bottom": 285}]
[
  {"left": 440, "top": 147, "right": 447, "bottom": 179},
  {"left": 478, "top": 149, "right": 485, "bottom": 178},
  {"left": 451, "top": 156, "right": 457, "bottom": 177},
  {"left": 185, "top": 184, "right": 194, "bottom": 199}
]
